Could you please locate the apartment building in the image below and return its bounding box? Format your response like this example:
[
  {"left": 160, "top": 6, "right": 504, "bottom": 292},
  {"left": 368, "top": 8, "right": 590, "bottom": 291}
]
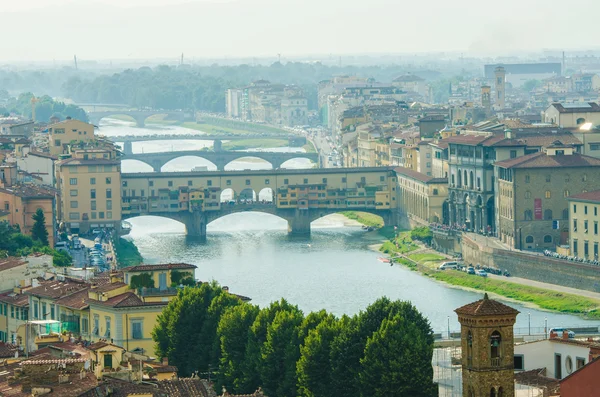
[
  {"left": 542, "top": 102, "right": 600, "bottom": 128},
  {"left": 396, "top": 167, "right": 448, "bottom": 224},
  {"left": 55, "top": 146, "right": 121, "bottom": 234},
  {"left": 567, "top": 190, "right": 600, "bottom": 259},
  {"left": 47, "top": 118, "right": 96, "bottom": 156}
]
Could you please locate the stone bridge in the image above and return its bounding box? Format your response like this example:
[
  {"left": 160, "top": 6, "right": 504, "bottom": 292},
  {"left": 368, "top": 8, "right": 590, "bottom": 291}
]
[
  {"left": 120, "top": 167, "right": 400, "bottom": 240},
  {"left": 87, "top": 109, "right": 188, "bottom": 127},
  {"left": 121, "top": 150, "right": 319, "bottom": 171}
]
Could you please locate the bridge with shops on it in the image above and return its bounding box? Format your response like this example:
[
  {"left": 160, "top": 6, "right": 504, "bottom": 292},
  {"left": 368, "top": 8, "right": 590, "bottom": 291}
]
[
  {"left": 120, "top": 149, "right": 319, "bottom": 171},
  {"left": 120, "top": 167, "right": 400, "bottom": 240}
]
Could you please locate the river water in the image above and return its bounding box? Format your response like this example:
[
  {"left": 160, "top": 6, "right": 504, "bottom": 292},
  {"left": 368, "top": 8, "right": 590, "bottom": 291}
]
[{"left": 100, "top": 118, "right": 600, "bottom": 334}]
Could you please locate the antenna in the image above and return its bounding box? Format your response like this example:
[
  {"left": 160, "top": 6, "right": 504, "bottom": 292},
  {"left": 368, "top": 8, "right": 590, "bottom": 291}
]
[{"left": 74, "top": 55, "right": 78, "bottom": 70}]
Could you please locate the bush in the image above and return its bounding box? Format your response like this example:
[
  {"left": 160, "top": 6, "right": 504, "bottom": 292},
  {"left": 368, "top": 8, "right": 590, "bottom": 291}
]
[{"left": 410, "top": 227, "right": 433, "bottom": 244}]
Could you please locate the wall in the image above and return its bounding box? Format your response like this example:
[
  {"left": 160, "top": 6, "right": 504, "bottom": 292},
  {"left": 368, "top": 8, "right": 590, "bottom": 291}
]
[
  {"left": 515, "top": 340, "right": 589, "bottom": 379},
  {"left": 48, "top": 119, "right": 95, "bottom": 156},
  {"left": 17, "top": 152, "right": 55, "bottom": 187},
  {"left": 560, "top": 359, "right": 600, "bottom": 397}
]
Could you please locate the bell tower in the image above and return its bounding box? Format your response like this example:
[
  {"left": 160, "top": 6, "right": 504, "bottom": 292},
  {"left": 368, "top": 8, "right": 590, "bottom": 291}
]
[{"left": 455, "top": 293, "right": 519, "bottom": 397}]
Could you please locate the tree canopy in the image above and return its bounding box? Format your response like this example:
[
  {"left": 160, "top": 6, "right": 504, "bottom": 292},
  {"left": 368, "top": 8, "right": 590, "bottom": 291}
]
[
  {"left": 31, "top": 208, "right": 49, "bottom": 246},
  {"left": 0, "top": 221, "right": 71, "bottom": 267},
  {"left": 152, "top": 284, "right": 437, "bottom": 397}
]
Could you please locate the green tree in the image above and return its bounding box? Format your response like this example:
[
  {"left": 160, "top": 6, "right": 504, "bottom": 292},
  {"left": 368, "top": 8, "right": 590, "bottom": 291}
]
[
  {"left": 410, "top": 226, "right": 433, "bottom": 245},
  {"left": 297, "top": 315, "right": 341, "bottom": 397},
  {"left": 31, "top": 208, "right": 49, "bottom": 246},
  {"left": 260, "top": 309, "right": 305, "bottom": 397},
  {"left": 217, "top": 304, "right": 260, "bottom": 393},
  {"left": 52, "top": 250, "right": 72, "bottom": 267},
  {"left": 360, "top": 314, "right": 437, "bottom": 397},
  {"left": 130, "top": 273, "right": 155, "bottom": 289},
  {"left": 522, "top": 79, "right": 542, "bottom": 92}
]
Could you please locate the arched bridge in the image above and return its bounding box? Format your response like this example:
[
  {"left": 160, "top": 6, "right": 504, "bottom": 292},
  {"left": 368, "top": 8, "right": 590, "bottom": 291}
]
[
  {"left": 88, "top": 110, "right": 187, "bottom": 127},
  {"left": 120, "top": 167, "right": 400, "bottom": 240},
  {"left": 121, "top": 150, "right": 319, "bottom": 171}
]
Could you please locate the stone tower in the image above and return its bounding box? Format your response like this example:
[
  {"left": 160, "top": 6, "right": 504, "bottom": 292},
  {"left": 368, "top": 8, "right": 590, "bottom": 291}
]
[
  {"left": 481, "top": 86, "right": 491, "bottom": 115},
  {"left": 455, "top": 293, "right": 519, "bottom": 397},
  {"left": 494, "top": 67, "right": 506, "bottom": 110}
]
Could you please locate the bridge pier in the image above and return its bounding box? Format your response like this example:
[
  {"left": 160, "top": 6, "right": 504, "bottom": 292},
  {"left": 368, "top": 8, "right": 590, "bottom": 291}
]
[
  {"left": 182, "top": 211, "right": 208, "bottom": 240},
  {"left": 288, "top": 209, "right": 312, "bottom": 236},
  {"left": 135, "top": 117, "right": 146, "bottom": 128},
  {"left": 123, "top": 141, "right": 133, "bottom": 155}
]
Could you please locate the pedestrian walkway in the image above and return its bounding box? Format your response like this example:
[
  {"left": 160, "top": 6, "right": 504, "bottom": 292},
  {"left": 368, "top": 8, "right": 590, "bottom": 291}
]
[{"left": 488, "top": 274, "right": 600, "bottom": 301}]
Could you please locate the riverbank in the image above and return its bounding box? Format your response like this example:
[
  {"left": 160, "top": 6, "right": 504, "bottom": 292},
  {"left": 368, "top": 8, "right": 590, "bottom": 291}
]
[
  {"left": 380, "top": 231, "right": 600, "bottom": 320},
  {"left": 113, "top": 236, "right": 144, "bottom": 268},
  {"left": 340, "top": 211, "right": 384, "bottom": 227},
  {"left": 221, "top": 138, "right": 288, "bottom": 150}
]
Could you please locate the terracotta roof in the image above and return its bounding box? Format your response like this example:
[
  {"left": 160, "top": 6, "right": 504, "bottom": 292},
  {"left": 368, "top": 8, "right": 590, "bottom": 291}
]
[
  {"left": 516, "top": 132, "right": 581, "bottom": 148},
  {"left": 495, "top": 152, "right": 600, "bottom": 169},
  {"left": 394, "top": 167, "right": 447, "bottom": 184},
  {"left": 552, "top": 102, "right": 600, "bottom": 113},
  {"left": 25, "top": 280, "right": 88, "bottom": 299},
  {"left": 568, "top": 190, "right": 600, "bottom": 203},
  {"left": 28, "top": 149, "right": 58, "bottom": 160},
  {"left": 0, "top": 290, "right": 29, "bottom": 307},
  {"left": 158, "top": 378, "right": 213, "bottom": 397},
  {"left": 514, "top": 368, "right": 560, "bottom": 394},
  {"left": 89, "top": 291, "right": 167, "bottom": 309},
  {"left": 88, "top": 341, "right": 125, "bottom": 351},
  {"left": 455, "top": 293, "right": 520, "bottom": 317},
  {"left": 57, "top": 157, "right": 120, "bottom": 167},
  {"left": 0, "top": 184, "right": 57, "bottom": 199},
  {"left": 22, "top": 357, "right": 87, "bottom": 365},
  {"left": 0, "top": 342, "right": 20, "bottom": 358},
  {"left": 122, "top": 263, "right": 197, "bottom": 272},
  {"left": 0, "top": 257, "right": 27, "bottom": 272},
  {"left": 92, "top": 281, "right": 128, "bottom": 293},
  {"left": 55, "top": 288, "right": 90, "bottom": 310},
  {"left": 154, "top": 365, "right": 178, "bottom": 373}
]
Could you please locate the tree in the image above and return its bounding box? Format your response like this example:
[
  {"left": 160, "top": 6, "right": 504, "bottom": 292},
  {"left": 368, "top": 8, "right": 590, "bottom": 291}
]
[
  {"left": 31, "top": 208, "right": 49, "bottom": 246},
  {"left": 53, "top": 250, "right": 72, "bottom": 267},
  {"left": 410, "top": 226, "right": 433, "bottom": 245},
  {"left": 297, "top": 315, "right": 341, "bottom": 397},
  {"left": 260, "top": 309, "right": 305, "bottom": 397},
  {"left": 522, "top": 79, "right": 542, "bottom": 92},
  {"left": 360, "top": 314, "right": 437, "bottom": 397},
  {"left": 217, "top": 304, "right": 260, "bottom": 393}
]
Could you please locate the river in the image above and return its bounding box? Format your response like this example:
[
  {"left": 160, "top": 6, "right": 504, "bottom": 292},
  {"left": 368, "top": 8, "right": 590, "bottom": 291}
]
[{"left": 100, "top": 118, "right": 600, "bottom": 334}]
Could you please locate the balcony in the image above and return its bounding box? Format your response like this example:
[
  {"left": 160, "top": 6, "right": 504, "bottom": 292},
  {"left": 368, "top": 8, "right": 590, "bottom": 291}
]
[{"left": 490, "top": 357, "right": 501, "bottom": 367}]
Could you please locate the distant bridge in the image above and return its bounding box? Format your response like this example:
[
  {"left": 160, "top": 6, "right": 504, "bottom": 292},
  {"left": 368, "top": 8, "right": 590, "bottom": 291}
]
[
  {"left": 87, "top": 109, "right": 189, "bottom": 128},
  {"left": 121, "top": 167, "right": 399, "bottom": 239},
  {"left": 120, "top": 150, "right": 319, "bottom": 171}
]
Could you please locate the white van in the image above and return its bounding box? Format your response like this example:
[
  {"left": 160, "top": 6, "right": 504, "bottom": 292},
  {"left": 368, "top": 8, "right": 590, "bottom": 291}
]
[{"left": 439, "top": 261, "right": 459, "bottom": 270}]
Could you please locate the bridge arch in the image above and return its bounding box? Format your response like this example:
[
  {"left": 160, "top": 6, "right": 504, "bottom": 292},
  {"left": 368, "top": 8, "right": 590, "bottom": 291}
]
[
  {"left": 161, "top": 155, "right": 218, "bottom": 172},
  {"left": 224, "top": 155, "right": 274, "bottom": 171},
  {"left": 121, "top": 159, "right": 154, "bottom": 173},
  {"left": 279, "top": 157, "right": 317, "bottom": 169}
]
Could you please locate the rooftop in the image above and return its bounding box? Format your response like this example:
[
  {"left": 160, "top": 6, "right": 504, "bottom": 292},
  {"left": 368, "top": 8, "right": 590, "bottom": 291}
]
[
  {"left": 551, "top": 102, "right": 600, "bottom": 113},
  {"left": 0, "top": 290, "right": 29, "bottom": 307},
  {"left": 56, "top": 157, "right": 120, "bottom": 167},
  {"left": 54, "top": 288, "right": 90, "bottom": 310},
  {"left": 90, "top": 291, "right": 168, "bottom": 308},
  {"left": 24, "top": 279, "right": 89, "bottom": 299},
  {"left": 394, "top": 167, "right": 447, "bottom": 184},
  {"left": 495, "top": 151, "right": 600, "bottom": 169},
  {"left": 568, "top": 190, "right": 600, "bottom": 203},
  {"left": 0, "top": 257, "right": 27, "bottom": 272},
  {"left": 0, "top": 184, "right": 57, "bottom": 199},
  {"left": 455, "top": 293, "right": 520, "bottom": 317}
]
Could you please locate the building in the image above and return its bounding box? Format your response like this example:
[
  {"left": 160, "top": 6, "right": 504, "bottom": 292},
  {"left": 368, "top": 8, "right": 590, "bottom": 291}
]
[
  {"left": 0, "top": 164, "right": 58, "bottom": 246},
  {"left": 419, "top": 115, "right": 446, "bottom": 139},
  {"left": 0, "top": 289, "right": 29, "bottom": 343},
  {"left": 47, "top": 118, "right": 96, "bottom": 156},
  {"left": 560, "top": 356, "right": 600, "bottom": 397},
  {"left": 484, "top": 63, "right": 562, "bottom": 88},
  {"left": 567, "top": 190, "right": 600, "bottom": 259},
  {"left": 429, "top": 140, "right": 449, "bottom": 178},
  {"left": 280, "top": 95, "right": 308, "bottom": 127},
  {"left": 17, "top": 149, "right": 58, "bottom": 186},
  {"left": 494, "top": 67, "right": 506, "bottom": 110},
  {"left": 55, "top": 146, "right": 121, "bottom": 234},
  {"left": 542, "top": 102, "right": 600, "bottom": 127},
  {"left": 495, "top": 142, "right": 600, "bottom": 250},
  {"left": 455, "top": 293, "right": 519, "bottom": 397},
  {"left": 0, "top": 118, "right": 34, "bottom": 137},
  {"left": 514, "top": 336, "right": 600, "bottom": 380},
  {"left": 572, "top": 73, "right": 600, "bottom": 92},
  {"left": 226, "top": 89, "right": 243, "bottom": 118},
  {"left": 541, "top": 76, "right": 573, "bottom": 94},
  {"left": 392, "top": 74, "right": 427, "bottom": 97},
  {"left": 395, "top": 167, "right": 448, "bottom": 224}
]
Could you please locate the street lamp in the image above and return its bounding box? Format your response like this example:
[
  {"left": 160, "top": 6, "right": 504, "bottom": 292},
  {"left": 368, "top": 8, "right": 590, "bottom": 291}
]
[
  {"left": 528, "top": 313, "right": 531, "bottom": 336},
  {"left": 447, "top": 316, "right": 451, "bottom": 339},
  {"left": 544, "top": 317, "right": 548, "bottom": 339}
]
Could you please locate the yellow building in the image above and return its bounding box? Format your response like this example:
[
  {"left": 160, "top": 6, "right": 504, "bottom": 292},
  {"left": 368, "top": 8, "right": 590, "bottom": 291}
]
[
  {"left": 47, "top": 118, "right": 96, "bottom": 156},
  {"left": 55, "top": 146, "right": 122, "bottom": 234},
  {"left": 88, "top": 341, "right": 126, "bottom": 379},
  {"left": 0, "top": 164, "right": 58, "bottom": 246},
  {"left": 395, "top": 167, "right": 448, "bottom": 224},
  {"left": 567, "top": 190, "right": 600, "bottom": 259},
  {"left": 0, "top": 290, "right": 29, "bottom": 344}
]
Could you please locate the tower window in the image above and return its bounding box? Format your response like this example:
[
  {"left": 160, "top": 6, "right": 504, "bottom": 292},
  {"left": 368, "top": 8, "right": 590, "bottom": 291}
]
[{"left": 490, "top": 331, "right": 502, "bottom": 365}]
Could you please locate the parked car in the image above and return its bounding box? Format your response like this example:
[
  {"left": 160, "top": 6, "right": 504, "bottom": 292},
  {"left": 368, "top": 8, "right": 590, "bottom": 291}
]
[
  {"left": 466, "top": 267, "right": 476, "bottom": 275},
  {"left": 439, "top": 261, "right": 459, "bottom": 270},
  {"left": 475, "top": 269, "right": 488, "bottom": 277},
  {"left": 549, "top": 328, "right": 575, "bottom": 338}
]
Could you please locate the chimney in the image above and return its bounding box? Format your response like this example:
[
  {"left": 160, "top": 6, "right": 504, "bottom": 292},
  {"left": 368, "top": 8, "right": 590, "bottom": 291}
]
[
  {"left": 162, "top": 357, "right": 169, "bottom": 366},
  {"left": 504, "top": 128, "right": 513, "bottom": 139}
]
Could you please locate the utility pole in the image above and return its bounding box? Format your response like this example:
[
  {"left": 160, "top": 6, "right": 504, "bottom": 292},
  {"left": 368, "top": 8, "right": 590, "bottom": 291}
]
[
  {"left": 181, "top": 53, "right": 184, "bottom": 66},
  {"left": 277, "top": 53, "right": 281, "bottom": 63},
  {"left": 74, "top": 55, "right": 78, "bottom": 70}
]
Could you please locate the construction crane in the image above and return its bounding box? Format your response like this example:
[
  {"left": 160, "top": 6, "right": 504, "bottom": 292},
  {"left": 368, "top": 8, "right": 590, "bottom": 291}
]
[{"left": 30, "top": 96, "right": 39, "bottom": 122}]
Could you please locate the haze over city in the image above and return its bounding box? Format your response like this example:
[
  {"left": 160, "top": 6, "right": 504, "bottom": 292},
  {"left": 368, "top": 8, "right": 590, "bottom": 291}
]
[{"left": 4, "top": 0, "right": 600, "bottom": 62}]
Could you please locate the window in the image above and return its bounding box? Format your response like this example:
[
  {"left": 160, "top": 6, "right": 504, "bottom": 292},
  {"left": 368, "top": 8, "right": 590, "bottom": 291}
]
[
  {"left": 107, "top": 211, "right": 112, "bottom": 219},
  {"left": 265, "top": 179, "right": 270, "bottom": 185},
  {"left": 525, "top": 175, "right": 530, "bottom": 183},
  {"left": 304, "top": 178, "right": 308, "bottom": 184},
  {"left": 168, "top": 181, "right": 173, "bottom": 187},
  {"left": 33, "top": 301, "right": 39, "bottom": 319},
  {"left": 584, "top": 220, "right": 589, "bottom": 232},
  {"left": 323, "top": 178, "right": 328, "bottom": 184},
  {"left": 564, "top": 190, "right": 570, "bottom": 197},
  {"left": 141, "top": 189, "right": 145, "bottom": 197},
  {"left": 525, "top": 191, "right": 531, "bottom": 199},
  {"left": 91, "top": 212, "right": 97, "bottom": 219},
  {"left": 55, "top": 139, "right": 61, "bottom": 147},
  {"left": 524, "top": 210, "right": 532, "bottom": 220},
  {"left": 69, "top": 178, "right": 77, "bottom": 185},
  {"left": 122, "top": 181, "right": 128, "bottom": 187},
  {"left": 573, "top": 218, "right": 578, "bottom": 231},
  {"left": 69, "top": 212, "right": 80, "bottom": 220},
  {"left": 433, "top": 189, "right": 439, "bottom": 195},
  {"left": 563, "top": 209, "right": 569, "bottom": 219},
  {"left": 545, "top": 191, "right": 551, "bottom": 199},
  {"left": 582, "top": 174, "right": 588, "bottom": 182},
  {"left": 188, "top": 180, "right": 193, "bottom": 186},
  {"left": 132, "top": 320, "right": 143, "bottom": 339},
  {"left": 89, "top": 188, "right": 96, "bottom": 199},
  {"left": 514, "top": 355, "right": 524, "bottom": 370},
  {"left": 99, "top": 212, "right": 105, "bottom": 219},
  {"left": 70, "top": 201, "right": 78, "bottom": 209},
  {"left": 10, "top": 306, "right": 14, "bottom": 318},
  {"left": 81, "top": 317, "right": 89, "bottom": 334},
  {"left": 543, "top": 235, "right": 552, "bottom": 243},
  {"left": 227, "top": 180, "right": 232, "bottom": 186},
  {"left": 595, "top": 222, "right": 598, "bottom": 235},
  {"left": 50, "top": 305, "right": 55, "bottom": 320},
  {"left": 525, "top": 236, "right": 534, "bottom": 244},
  {"left": 90, "top": 177, "right": 96, "bottom": 185},
  {"left": 93, "top": 315, "right": 99, "bottom": 336},
  {"left": 105, "top": 317, "right": 111, "bottom": 338},
  {"left": 490, "top": 331, "right": 502, "bottom": 362},
  {"left": 342, "top": 177, "right": 347, "bottom": 183},
  {"left": 510, "top": 150, "right": 517, "bottom": 159},
  {"left": 106, "top": 189, "right": 112, "bottom": 199},
  {"left": 107, "top": 200, "right": 112, "bottom": 210},
  {"left": 149, "top": 181, "right": 154, "bottom": 187},
  {"left": 585, "top": 206, "right": 588, "bottom": 215},
  {"left": 584, "top": 241, "right": 589, "bottom": 257},
  {"left": 544, "top": 209, "right": 553, "bottom": 220},
  {"left": 573, "top": 239, "right": 579, "bottom": 256},
  {"left": 106, "top": 177, "right": 112, "bottom": 184},
  {"left": 246, "top": 179, "right": 251, "bottom": 186},
  {"left": 546, "top": 175, "right": 551, "bottom": 182}
]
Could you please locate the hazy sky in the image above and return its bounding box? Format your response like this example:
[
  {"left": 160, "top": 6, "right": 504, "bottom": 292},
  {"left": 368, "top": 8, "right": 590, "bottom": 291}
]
[{"left": 3, "top": 0, "right": 600, "bottom": 62}]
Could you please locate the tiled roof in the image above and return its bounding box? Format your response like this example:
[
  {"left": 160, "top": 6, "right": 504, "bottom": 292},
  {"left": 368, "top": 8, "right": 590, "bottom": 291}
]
[
  {"left": 394, "top": 167, "right": 447, "bottom": 184},
  {"left": 0, "top": 184, "right": 57, "bottom": 199},
  {"left": 0, "top": 257, "right": 27, "bottom": 272},
  {"left": 158, "top": 379, "right": 214, "bottom": 397},
  {"left": 89, "top": 291, "right": 167, "bottom": 309},
  {"left": 455, "top": 293, "right": 520, "bottom": 317},
  {"left": 22, "top": 357, "right": 87, "bottom": 365},
  {"left": 57, "top": 157, "right": 120, "bottom": 167},
  {"left": 28, "top": 149, "right": 57, "bottom": 160},
  {"left": 122, "top": 263, "right": 197, "bottom": 272},
  {"left": 88, "top": 341, "right": 125, "bottom": 351},
  {"left": 154, "top": 365, "right": 178, "bottom": 373},
  {"left": 55, "top": 288, "right": 90, "bottom": 310},
  {"left": 25, "top": 280, "right": 88, "bottom": 299},
  {"left": 0, "top": 342, "right": 20, "bottom": 358},
  {"left": 516, "top": 132, "right": 581, "bottom": 148},
  {"left": 0, "top": 290, "right": 29, "bottom": 307},
  {"left": 495, "top": 152, "right": 600, "bottom": 169},
  {"left": 92, "top": 281, "right": 128, "bottom": 293},
  {"left": 568, "top": 190, "right": 600, "bottom": 203}
]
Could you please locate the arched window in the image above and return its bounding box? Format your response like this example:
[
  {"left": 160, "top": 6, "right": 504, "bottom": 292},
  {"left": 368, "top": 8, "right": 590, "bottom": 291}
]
[
  {"left": 457, "top": 171, "right": 462, "bottom": 187},
  {"left": 526, "top": 236, "right": 534, "bottom": 244},
  {"left": 469, "top": 171, "right": 474, "bottom": 189},
  {"left": 577, "top": 117, "right": 586, "bottom": 125},
  {"left": 544, "top": 235, "right": 553, "bottom": 243},
  {"left": 498, "top": 387, "right": 504, "bottom": 397},
  {"left": 562, "top": 208, "right": 569, "bottom": 219},
  {"left": 490, "top": 388, "right": 497, "bottom": 397},
  {"left": 544, "top": 209, "right": 553, "bottom": 220},
  {"left": 490, "top": 330, "right": 502, "bottom": 360},
  {"left": 464, "top": 170, "right": 468, "bottom": 188},
  {"left": 467, "top": 331, "right": 473, "bottom": 366},
  {"left": 524, "top": 210, "right": 532, "bottom": 220}
]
